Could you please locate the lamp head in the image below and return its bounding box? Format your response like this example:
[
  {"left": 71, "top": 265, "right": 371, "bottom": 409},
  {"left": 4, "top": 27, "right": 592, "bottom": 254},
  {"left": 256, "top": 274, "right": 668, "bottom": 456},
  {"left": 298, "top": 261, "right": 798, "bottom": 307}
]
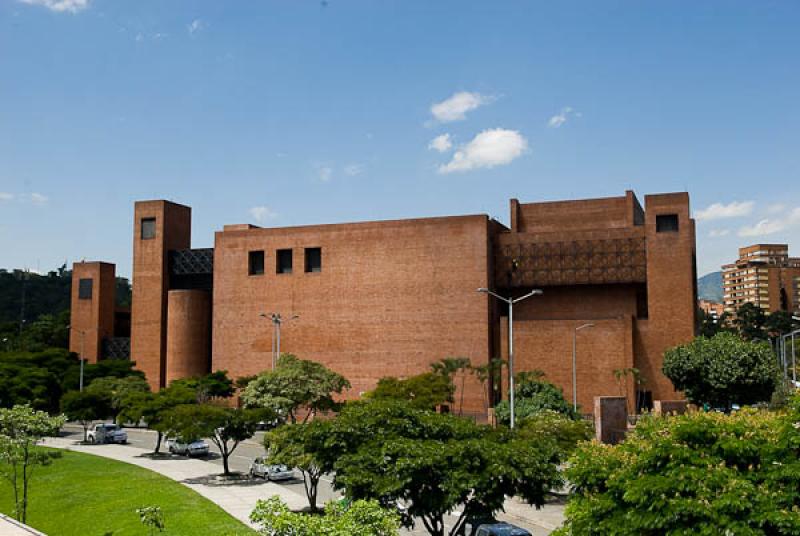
[{"left": 477, "top": 288, "right": 489, "bottom": 293}]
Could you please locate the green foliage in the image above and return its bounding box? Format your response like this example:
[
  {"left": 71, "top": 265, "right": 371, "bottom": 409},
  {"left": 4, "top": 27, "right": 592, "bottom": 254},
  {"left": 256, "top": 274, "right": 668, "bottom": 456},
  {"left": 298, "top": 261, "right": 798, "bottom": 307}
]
[
  {"left": 0, "top": 405, "right": 65, "bottom": 523},
  {"left": 85, "top": 375, "right": 150, "bottom": 421},
  {"left": 515, "top": 410, "right": 593, "bottom": 457},
  {"left": 366, "top": 372, "right": 454, "bottom": 410},
  {"left": 137, "top": 506, "right": 165, "bottom": 535},
  {"left": 471, "top": 358, "right": 505, "bottom": 409},
  {"left": 734, "top": 302, "right": 768, "bottom": 341},
  {"left": 169, "top": 370, "right": 235, "bottom": 402},
  {"left": 697, "top": 307, "right": 731, "bottom": 338},
  {"left": 662, "top": 332, "right": 780, "bottom": 408},
  {"left": 60, "top": 390, "right": 113, "bottom": 441},
  {"left": 117, "top": 383, "right": 197, "bottom": 453},
  {"left": 0, "top": 448, "right": 254, "bottom": 535},
  {"left": 495, "top": 371, "right": 578, "bottom": 424},
  {"left": 325, "top": 400, "right": 562, "bottom": 536},
  {"left": 265, "top": 420, "right": 331, "bottom": 511},
  {"left": 0, "top": 348, "right": 77, "bottom": 412},
  {"left": 241, "top": 354, "right": 350, "bottom": 423},
  {"left": 555, "top": 401, "right": 800, "bottom": 535},
  {"left": 250, "top": 496, "right": 400, "bottom": 536},
  {"left": 163, "top": 403, "right": 268, "bottom": 475}
]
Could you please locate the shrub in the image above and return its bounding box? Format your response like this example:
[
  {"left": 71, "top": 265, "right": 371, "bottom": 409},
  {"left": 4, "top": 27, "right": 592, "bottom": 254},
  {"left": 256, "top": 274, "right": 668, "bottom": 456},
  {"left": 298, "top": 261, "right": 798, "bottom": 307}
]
[{"left": 495, "top": 372, "right": 579, "bottom": 424}]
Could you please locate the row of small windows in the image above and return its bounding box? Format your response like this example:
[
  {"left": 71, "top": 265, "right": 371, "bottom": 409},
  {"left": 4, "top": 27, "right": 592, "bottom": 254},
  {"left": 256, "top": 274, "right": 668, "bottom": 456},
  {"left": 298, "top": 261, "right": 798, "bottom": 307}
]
[{"left": 249, "top": 248, "right": 322, "bottom": 276}]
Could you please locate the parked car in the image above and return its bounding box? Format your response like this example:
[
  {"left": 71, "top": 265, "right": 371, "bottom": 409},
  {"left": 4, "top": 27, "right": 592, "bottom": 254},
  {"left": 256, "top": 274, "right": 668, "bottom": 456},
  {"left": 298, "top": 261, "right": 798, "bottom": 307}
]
[
  {"left": 166, "top": 438, "right": 209, "bottom": 457},
  {"left": 87, "top": 423, "right": 128, "bottom": 444},
  {"left": 249, "top": 457, "right": 294, "bottom": 481},
  {"left": 473, "top": 523, "right": 532, "bottom": 536}
]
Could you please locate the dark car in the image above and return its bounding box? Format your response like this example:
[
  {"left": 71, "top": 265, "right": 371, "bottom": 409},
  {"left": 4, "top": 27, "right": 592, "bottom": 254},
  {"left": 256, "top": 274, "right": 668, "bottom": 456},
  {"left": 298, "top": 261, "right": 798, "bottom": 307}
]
[{"left": 474, "top": 523, "right": 532, "bottom": 536}]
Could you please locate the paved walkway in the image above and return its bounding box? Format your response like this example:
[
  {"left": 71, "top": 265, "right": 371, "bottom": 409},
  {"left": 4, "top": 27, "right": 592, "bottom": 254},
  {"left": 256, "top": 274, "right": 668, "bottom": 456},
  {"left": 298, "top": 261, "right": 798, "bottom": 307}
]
[
  {"left": 0, "top": 514, "right": 47, "bottom": 535},
  {"left": 41, "top": 437, "right": 307, "bottom": 529}
]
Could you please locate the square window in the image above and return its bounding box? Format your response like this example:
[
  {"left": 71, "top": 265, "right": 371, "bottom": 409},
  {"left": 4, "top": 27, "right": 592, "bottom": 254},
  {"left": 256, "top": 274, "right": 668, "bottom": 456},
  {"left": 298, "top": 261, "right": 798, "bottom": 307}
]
[
  {"left": 277, "top": 249, "right": 293, "bottom": 274},
  {"left": 141, "top": 218, "right": 156, "bottom": 240},
  {"left": 249, "top": 251, "right": 265, "bottom": 276},
  {"left": 78, "top": 278, "right": 93, "bottom": 300},
  {"left": 305, "top": 247, "right": 322, "bottom": 273},
  {"left": 656, "top": 214, "right": 679, "bottom": 233}
]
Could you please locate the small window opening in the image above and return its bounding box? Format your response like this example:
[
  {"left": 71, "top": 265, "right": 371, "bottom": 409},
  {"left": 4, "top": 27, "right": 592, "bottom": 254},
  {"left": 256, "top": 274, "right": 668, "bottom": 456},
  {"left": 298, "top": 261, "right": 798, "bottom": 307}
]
[
  {"left": 78, "top": 278, "right": 93, "bottom": 300},
  {"left": 305, "top": 248, "right": 322, "bottom": 273},
  {"left": 141, "top": 218, "right": 156, "bottom": 240},
  {"left": 277, "top": 249, "right": 293, "bottom": 274},
  {"left": 656, "top": 214, "right": 679, "bottom": 233},
  {"left": 249, "top": 251, "right": 265, "bottom": 276}
]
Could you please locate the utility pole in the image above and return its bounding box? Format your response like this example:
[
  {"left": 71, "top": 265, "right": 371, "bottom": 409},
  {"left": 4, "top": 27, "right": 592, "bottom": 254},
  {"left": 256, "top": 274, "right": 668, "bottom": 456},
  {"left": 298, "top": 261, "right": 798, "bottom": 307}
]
[
  {"left": 477, "top": 288, "right": 542, "bottom": 429},
  {"left": 260, "top": 313, "right": 299, "bottom": 370}
]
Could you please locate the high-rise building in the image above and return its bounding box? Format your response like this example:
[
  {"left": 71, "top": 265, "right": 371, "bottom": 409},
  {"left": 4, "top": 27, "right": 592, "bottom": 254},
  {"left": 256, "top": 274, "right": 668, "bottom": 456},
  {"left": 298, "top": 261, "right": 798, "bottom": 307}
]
[{"left": 722, "top": 244, "right": 800, "bottom": 315}]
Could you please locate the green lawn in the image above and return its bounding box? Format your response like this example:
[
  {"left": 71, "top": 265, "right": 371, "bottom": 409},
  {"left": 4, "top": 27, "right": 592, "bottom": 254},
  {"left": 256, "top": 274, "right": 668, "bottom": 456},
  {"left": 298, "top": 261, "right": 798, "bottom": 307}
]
[{"left": 0, "top": 448, "right": 256, "bottom": 535}]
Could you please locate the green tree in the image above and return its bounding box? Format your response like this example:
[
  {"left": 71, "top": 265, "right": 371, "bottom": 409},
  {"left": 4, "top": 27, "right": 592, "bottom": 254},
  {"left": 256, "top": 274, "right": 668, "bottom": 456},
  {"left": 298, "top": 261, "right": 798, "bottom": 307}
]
[
  {"left": 0, "top": 348, "right": 78, "bottom": 412},
  {"left": 265, "top": 420, "right": 331, "bottom": 512},
  {"left": 169, "top": 370, "right": 235, "bottom": 402},
  {"left": 366, "top": 372, "right": 454, "bottom": 410},
  {"left": 62, "top": 358, "right": 146, "bottom": 395},
  {"left": 118, "top": 383, "right": 197, "bottom": 454},
  {"left": 733, "top": 302, "right": 767, "bottom": 341},
  {"left": 86, "top": 375, "right": 150, "bottom": 422},
  {"left": 250, "top": 496, "right": 400, "bottom": 536},
  {"left": 554, "top": 402, "right": 800, "bottom": 535},
  {"left": 137, "top": 506, "right": 166, "bottom": 535},
  {"left": 325, "top": 400, "right": 561, "bottom": 536},
  {"left": 662, "top": 332, "right": 780, "bottom": 409},
  {"left": 163, "top": 403, "right": 267, "bottom": 475},
  {"left": 495, "top": 371, "right": 578, "bottom": 424},
  {"left": 515, "top": 410, "right": 593, "bottom": 457},
  {"left": 0, "top": 405, "right": 65, "bottom": 524},
  {"left": 764, "top": 310, "right": 798, "bottom": 338},
  {"left": 60, "top": 390, "right": 113, "bottom": 441},
  {"left": 430, "top": 357, "right": 471, "bottom": 415},
  {"left": 241, "top": 354, "right": 350, "bottom": 423},
  {"left": 471, "top": 358, "right": 505, "bottom": 411}
]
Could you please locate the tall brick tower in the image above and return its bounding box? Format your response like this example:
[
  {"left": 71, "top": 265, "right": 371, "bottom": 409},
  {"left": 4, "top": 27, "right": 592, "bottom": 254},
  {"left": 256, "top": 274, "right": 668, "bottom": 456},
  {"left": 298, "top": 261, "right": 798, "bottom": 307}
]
[{"left": 130, "top": 200, "right": 191, "bottom": 390}]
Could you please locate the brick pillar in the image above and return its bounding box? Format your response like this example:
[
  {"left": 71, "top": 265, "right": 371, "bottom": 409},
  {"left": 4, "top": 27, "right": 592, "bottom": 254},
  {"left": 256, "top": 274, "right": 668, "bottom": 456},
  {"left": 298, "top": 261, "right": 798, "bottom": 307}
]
[
  {"left": 594, "top": 396, "right": 628, "bottom": 444},
  {"left": 70, "top": 262, "right": 116, "bottom": 363}
]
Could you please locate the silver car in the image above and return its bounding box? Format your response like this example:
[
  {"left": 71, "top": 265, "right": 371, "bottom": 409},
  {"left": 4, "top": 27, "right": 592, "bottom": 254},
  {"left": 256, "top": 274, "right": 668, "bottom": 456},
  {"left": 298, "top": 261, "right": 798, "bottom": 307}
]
[
  {"left": 166, "top": 438, "right": 210, "bottom": 457},
  {"left": 249, "top": 457, "right": 294, "bottom": 481}
]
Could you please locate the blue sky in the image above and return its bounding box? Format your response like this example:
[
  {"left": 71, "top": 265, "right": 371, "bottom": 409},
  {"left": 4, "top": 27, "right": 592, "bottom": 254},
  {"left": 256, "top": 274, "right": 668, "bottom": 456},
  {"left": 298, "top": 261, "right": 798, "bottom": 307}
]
[{"left": 1, "top": 0, "right": 798, "bottom": 278}]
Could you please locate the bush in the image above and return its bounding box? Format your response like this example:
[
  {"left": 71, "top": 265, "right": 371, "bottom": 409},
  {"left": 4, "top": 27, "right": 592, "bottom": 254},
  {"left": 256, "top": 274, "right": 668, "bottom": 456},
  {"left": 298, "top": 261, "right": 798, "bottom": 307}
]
[
  {"left": 662, "top": 332, "right": 780, "bottom": 409},
  {"left": 555, "top": 399, "right": 800, "bottom": 535},
  {"left": 515, "top": 410, "right": 592, "bottom": 457},
  {"left": 495, "top": 372, "right": 579, "bottom": 424}
]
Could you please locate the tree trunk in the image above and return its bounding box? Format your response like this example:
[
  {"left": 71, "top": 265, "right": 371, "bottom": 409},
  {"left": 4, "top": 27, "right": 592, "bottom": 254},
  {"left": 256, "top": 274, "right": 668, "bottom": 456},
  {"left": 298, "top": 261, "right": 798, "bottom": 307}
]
[
  {"left": 222, "top": 453, "right": 230, "bottom": 476},
  {"left": 154, "top": 431, "right": 162, "bottom": 454},
  {"left": 82, "top": 423, "right": 89, "bottom": 442},
  {"left": 422, "top": 514, "right": 445, "bottom": 536},
  {"left": 21, "top": 448, "right": 29, "bottom": 524}
]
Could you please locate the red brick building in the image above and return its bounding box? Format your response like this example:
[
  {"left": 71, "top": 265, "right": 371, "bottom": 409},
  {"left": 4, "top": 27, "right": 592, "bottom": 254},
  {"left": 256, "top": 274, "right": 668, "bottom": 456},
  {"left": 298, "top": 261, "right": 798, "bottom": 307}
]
[{"left": 70, "top": 190, "right": 697, "bottom": 415}]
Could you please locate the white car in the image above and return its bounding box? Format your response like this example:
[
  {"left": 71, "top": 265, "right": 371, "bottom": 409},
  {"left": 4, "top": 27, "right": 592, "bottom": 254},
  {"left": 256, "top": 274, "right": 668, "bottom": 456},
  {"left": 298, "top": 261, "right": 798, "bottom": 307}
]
[
  {"left": 87, "top": 423, "right": 128, "bottom": 444},
  {"left": 249, "top": 457, "right": 294, "bottom": 481},
  {"left": 166, "top": 438, "right": 210, "bottom": 457}
]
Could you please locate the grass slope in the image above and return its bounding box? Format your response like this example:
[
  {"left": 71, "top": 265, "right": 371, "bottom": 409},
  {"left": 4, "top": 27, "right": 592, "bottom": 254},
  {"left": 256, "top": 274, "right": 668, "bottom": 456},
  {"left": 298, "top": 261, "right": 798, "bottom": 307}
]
[{"left": 0, "top": 449, "right": 255, "bottom": 535}]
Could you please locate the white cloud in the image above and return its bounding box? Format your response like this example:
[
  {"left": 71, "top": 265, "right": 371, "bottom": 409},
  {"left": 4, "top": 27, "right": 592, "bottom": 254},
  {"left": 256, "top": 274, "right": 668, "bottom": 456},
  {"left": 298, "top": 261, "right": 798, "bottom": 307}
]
[
  {"left": 789, "top": 207, "right": 800, "bottom": 223},
  {"left": 430, "top": 91, "right": 493, "bottom": 123},
  {"left": 18, "top": 0, "right": 90, "bottom": 13},
  {"left": 547, "top": 106, "right": 581, "bottom": 128},
  {"left": 708, "top": 229, "right": 730, "bottom": 238},
  {"left": 318, "top": 166, "right": 333, "bottom": 182},
  {"left": 249, "top": 206, "right": 278, "bottom": 223},
  {"left": 0, "top": 193, "right": 14, "bottom": 201},
  {"left": 343, "top": 163, "right": 364, "bottom": 176},
  {"left": 188, "top": 19, "right": 205, "bottom": 35},
  {"left": 428, "top": 133, "right": 453, "bottom": 153},
  {"left": 738, "top": 219, "right": 785, "bottom": 237},
  {"left": 767, "top": 203, "right": 786, "bottom": 214},
  {"left": 695, "top": 201, "right": 754, "bottom": 221},
  {"left": 438, "top": 128, "right": 528, "bottom": 174},
  {"left": 29, "top": 193, "right": 48, "bottom": 206}
]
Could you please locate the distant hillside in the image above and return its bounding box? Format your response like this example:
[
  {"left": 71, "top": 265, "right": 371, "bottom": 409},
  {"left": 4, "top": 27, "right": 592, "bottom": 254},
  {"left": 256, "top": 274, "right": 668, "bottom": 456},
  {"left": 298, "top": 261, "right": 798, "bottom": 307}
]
[{"left": 698, "top": 271, "right": 723, "bottom": 302}]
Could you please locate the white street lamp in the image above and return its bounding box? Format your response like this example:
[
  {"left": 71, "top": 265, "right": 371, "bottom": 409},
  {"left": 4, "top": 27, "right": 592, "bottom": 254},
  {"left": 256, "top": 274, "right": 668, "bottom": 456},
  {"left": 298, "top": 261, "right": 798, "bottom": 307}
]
[
  {"left": 477, "top": 287, "right": 542, "bottom": 429},
  {"left": 260, "top": 312, "right": 300, "bottom": 370},
  {"left": 572, "top": 323, "right": 594, "bottom": 412}
]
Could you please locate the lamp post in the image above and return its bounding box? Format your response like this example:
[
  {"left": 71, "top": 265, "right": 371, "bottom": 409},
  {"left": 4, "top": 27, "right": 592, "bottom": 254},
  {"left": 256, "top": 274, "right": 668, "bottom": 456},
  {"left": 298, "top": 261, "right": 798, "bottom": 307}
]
[
  {"left": 782, "top": 329, "right": 800, "bottom": 384},
  {"left": 67, "top": 325, "right": 86, "bottom": 391},
  {"left": 477, "top": 287, "right": 542, "bottom": 429},
  {"left": 260, "top": 313, "right": 300, "bottom": 370},
  {"left": 572, "top": 323, "right": 594, "bottom": 413}
]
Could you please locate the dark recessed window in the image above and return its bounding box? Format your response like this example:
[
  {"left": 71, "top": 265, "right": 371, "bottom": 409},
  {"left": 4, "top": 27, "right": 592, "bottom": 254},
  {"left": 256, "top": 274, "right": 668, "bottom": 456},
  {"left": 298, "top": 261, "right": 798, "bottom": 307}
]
[
  {"left": 277, "top": 249, "right": 293, "bottom": 274},
  {"left": 141, "top": 217, "right": 156, "bottom": 240},
  {"left": 78, "top": 278, "right": 93, "bottom": 300},
  {"left": 305, "top": 247, "right": 322, "bottom": 273},
  {"left": 249, "top": 251, "right": 265, "bottom": 276},
  {"left": 656, "top": 214, "right": 679, "bottom": 233}
]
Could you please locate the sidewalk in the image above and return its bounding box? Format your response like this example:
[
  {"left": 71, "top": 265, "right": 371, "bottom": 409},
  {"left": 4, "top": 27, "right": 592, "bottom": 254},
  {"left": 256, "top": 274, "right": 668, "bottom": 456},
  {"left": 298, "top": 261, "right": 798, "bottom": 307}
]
[
  {"left": 0, "top": 514, "right": 47, "bottom": 536},
  {"left": 41, "top": 437, "right": 307, "bottom": 529}
]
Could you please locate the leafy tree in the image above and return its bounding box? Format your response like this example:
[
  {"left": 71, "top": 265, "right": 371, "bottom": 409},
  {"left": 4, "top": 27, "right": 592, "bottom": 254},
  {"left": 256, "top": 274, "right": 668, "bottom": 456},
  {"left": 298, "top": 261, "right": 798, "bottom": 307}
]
[
  {"left": 471, "top": 358, "right": 505, "bottom": 411},
  {"left": 515, "top": 410, "right": 593, "bottom": 457},
  {"left": 325, "top": 400, "right": 561, "bottom": 536},
  {"left": 765, "top": 310, "right": 798, "bottom": 338},
  {"left": 169, "top": 370, "right": 235, "bottom": 402},
  {"left": 495, "top": 371, "right": 578, "bottom": 424},
  {"left": 60, "top": 390, "right": 113, "bottom": 441},
  {"left": 118, "top": 383, "right": 197, "bottom": 454},
  {"left": 0, "top": 405, "right": 65, "bottom": 524},
  {"left": 0, "top": 348, "right": 77, "bottom": 412},
  {"left": 554, "top": 402, "right": 800, "bottom": 535},
  {"left": 137, "top": 506, "right": 165, "bottom": 535},
  {"left": 662, "top": 332, "right": 780, "bottom": 409},
  {"left": 163, "top": 403, "right": 267, "bottom": 475},
  {"left": 265, "top": 420, "right": 331, "bottom": 511},
  {"left": 241, "top": 354, "right": 350, "bottom": 423},
  {"left": 366, "top": 372, "right": 454, "bottom": 410},
  {"left": 63, "top": 358, "right": 146, "bottom": 394},
  {"left": 430, "top": 357, "right": 471, "bottom": 414},
  {"left": 733, "top": 302, "right": 767, "bottom": 341},
  {"left": 250, "top": 496, "right": 400, "bottom": 536},
  {"left": 86, "top": 375, "right": 150, "bottom": 422}
]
